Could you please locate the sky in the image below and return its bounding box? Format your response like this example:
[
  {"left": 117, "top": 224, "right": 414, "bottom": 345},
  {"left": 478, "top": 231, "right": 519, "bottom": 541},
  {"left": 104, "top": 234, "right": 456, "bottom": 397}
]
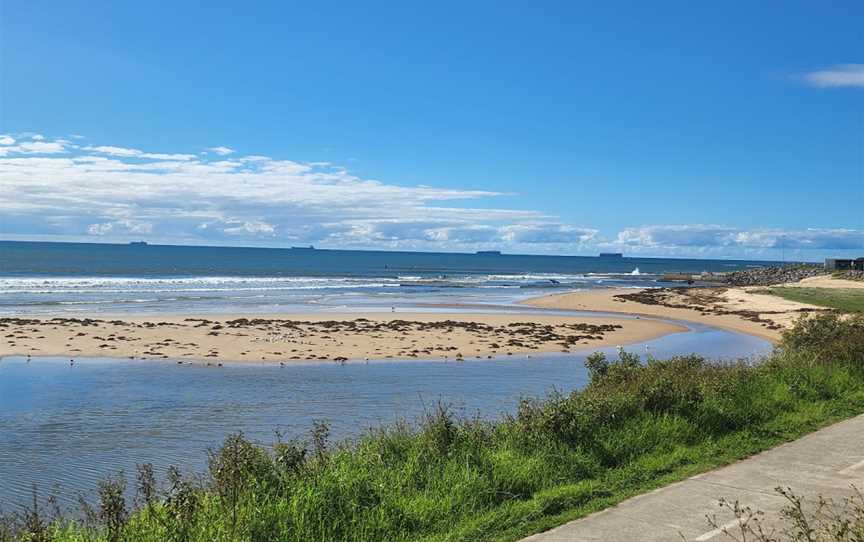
[{"left": 0, "top": 1, "right": 862, "bottom": 260}]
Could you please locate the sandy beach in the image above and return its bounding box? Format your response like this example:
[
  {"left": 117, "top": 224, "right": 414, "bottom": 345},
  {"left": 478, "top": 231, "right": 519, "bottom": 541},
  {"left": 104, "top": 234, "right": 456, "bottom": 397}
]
[
  {"left": 785, "top": 275, "right": 864, "bottom": 290},
  {"left": 0, "top": 311, "right": 686, "bottom": 363},
  {"left": 6, "top": 274, "right": 845, "bottom": 363},
  {"left": 524, "top": 285, "right": 829, "bottom": 342}
]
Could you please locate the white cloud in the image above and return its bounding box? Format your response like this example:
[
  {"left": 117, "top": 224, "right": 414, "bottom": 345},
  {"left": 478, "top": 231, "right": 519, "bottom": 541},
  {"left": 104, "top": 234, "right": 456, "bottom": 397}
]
[
  {"left": 501, "top": 224, "right": 597, "bottom": 244},
  {"left": 141, "top": 152, "right": 197, "bottom": 161},
  {"left": 223, "top": 220, "right": 276, "bottom": 235},
  {"left": 617, "top": 225, "right": 738, "bottom": 248},
  {"left": 3, "top": 134, "right": 859, "bottom": 257},
  {"left": 83, "top": 145, "right": 195, "bottom": 161},
  {"left": 10, "top": 141, "right": 68, "bottom": 154},
  {"left": 208, "top": 146, "right": 235, "bottom": 156},
  {"left": 803, "top": 64, "right": 864, "bottom": 88},
  {"left": 617, "top": 225, "right": 864, "bottom": 251},
  {"left": 86, "top": 223, "right": 114, "bottom": 235},
  {"left": 87, "top": 220, "right": 153, "bottom": 236},
  {"left": 2, "top": 134, "right": 593, "bottom": 250},
  {"left": 0, "top": 135, "right": 15, "bottom": 145},
  {"left": 84, "top": 145, "right": 142, "bottom": 157},
  {"left": 423, "top": 225, "right": 501, "bottom": 243}
]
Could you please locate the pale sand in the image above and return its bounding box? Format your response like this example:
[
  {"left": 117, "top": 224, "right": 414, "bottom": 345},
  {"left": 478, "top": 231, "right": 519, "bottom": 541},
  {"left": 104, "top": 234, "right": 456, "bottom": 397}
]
[
  {"left": 524, "top": 287, "right": 828, "bottom": 342},
  {"left": 0, "top": 312, "right": 686, "bottom": 363},
  {"left": 784, "top": 275, "right": 864, "bottom": 289}
]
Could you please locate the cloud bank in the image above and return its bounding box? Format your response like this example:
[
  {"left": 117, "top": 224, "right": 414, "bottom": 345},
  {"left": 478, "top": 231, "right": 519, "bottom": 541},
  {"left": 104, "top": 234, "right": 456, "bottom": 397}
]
[
  {"left": 615, "top": 225, "right": 863, "bottom": 255},
  {"left": 0, "top": 134, "right": 599, "bottom": 253},
  {"left": 1, "top": 134, "right": 861, "bottom": 259}
]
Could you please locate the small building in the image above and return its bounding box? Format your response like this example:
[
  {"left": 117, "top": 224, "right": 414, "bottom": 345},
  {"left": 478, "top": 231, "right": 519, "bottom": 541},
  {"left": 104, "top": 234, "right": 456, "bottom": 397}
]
[{"left": 825, "top": 258, "right": 864, "bottom": 271}]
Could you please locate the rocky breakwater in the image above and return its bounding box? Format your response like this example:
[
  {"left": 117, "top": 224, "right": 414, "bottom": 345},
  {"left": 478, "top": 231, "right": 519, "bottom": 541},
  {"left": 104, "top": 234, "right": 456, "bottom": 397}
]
[
  {"left": 724, "top": 264, "right": 827, "bottom": 287},
  {"left": 841, "top": 270, "right": 864, "bottom": 282}
]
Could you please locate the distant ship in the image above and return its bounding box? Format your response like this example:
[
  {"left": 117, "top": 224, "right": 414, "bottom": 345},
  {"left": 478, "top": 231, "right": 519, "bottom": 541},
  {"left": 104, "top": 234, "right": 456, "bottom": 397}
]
[
  {"left": 598, "top": 252, "right": 623, "bottom": 258},
  {"left": 476, "top": 250, "right": 502, "bottom": 256},
  {"left": 129, "top": 241, "right": 148, "bottom": 246},
  {"left": 291, "top": 245, "right": 315, "bottom": 250}
]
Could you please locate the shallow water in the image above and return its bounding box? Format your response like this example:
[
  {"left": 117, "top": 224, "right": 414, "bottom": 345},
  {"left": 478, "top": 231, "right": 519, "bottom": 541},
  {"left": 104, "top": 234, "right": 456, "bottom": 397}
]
[{"left": 0, "top": 321, "right": 770, "bottom": 508}]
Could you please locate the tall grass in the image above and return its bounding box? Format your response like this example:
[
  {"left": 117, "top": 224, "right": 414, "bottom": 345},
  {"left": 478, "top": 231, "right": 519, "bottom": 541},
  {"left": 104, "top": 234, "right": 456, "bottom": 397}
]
[{"left": 3, "top": 314, "right": 864, "bottom": 542}]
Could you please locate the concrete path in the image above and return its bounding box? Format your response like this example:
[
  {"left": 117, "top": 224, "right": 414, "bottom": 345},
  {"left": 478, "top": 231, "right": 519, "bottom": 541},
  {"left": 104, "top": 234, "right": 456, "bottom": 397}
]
[{"left": 523, "top": 414, "right": 864, "bottom": 541}]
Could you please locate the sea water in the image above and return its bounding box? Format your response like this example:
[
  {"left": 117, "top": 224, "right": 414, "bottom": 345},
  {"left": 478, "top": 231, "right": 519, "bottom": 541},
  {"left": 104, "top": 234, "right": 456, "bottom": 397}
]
[{"left": 0, "top": 241, "right": 775, "bottom": 315}]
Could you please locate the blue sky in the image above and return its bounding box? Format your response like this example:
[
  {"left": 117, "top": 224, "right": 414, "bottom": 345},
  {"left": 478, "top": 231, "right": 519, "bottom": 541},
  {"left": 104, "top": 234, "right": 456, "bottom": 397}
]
[{"left": 1, "top": 1, "right": 862, "bottom": 260}]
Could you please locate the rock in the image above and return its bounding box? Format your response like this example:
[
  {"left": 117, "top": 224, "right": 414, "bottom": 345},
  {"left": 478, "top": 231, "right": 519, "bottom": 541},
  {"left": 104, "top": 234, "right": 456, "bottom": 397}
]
[
  {"left": 841, "top": 270, "right": 864, "bottom": 282},
  {"left": 724, "top": 264, "right": 826, "bottom": 287}
]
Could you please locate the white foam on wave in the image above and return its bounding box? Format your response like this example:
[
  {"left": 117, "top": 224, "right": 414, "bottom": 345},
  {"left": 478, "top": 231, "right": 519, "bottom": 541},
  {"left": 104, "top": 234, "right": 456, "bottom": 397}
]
[
  {"left": 482, "top": 273, "right": 589, "bottom": 282},
  {"left": 585, "top": 271, "right": 657, "bottom": 278},
  {"left": 0, "top": 271, "right": 655, "bottom": 307},
  {"left": 0, "top": 272, "right": 613, "bottom": 294},
  {"left": 0, "top": 276, "right": 397, "bottom": 294}
]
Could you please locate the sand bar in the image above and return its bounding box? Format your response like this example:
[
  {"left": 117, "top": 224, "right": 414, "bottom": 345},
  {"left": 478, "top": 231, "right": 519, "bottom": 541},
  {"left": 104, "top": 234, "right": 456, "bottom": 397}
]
[
  {"left": 524, "top": 286, "right": 829, "bottom": 342},
  {"left": 0, "top": 311, "right": 686, "bottom": 363}
]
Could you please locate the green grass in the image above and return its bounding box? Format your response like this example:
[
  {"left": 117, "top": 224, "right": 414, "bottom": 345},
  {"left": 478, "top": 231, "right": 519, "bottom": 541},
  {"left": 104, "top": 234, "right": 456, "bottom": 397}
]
[
  {"left": 3, "top": 314, "right": 864, "bottom": 542},
  {"left": 758, "top": 286, "right": 864, "bottom": 313}
]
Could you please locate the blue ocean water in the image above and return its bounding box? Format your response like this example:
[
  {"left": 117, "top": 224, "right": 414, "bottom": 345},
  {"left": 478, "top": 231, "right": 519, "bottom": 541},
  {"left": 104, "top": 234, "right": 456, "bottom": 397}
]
[{"left": 0, "top": 241, "right": 776, "bottom": 315}]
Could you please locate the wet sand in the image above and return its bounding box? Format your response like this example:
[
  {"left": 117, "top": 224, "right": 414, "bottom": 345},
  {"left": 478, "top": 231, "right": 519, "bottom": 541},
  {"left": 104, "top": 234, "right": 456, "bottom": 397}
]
[
  {"left": 0, "top": 312, "right": 686, "bottom": 363},
  {"left": 524, "top": 286, "right": 828, "bottom": 342}
]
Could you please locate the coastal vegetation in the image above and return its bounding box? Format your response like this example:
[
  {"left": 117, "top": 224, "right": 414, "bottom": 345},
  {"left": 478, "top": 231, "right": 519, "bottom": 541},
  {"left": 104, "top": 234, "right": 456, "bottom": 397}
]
[
  {"left": 3, "top": 313, "right": 864, "bottom": 542},
  {"left": 756, "top": 287, "right": 864, "bottom": 313}
]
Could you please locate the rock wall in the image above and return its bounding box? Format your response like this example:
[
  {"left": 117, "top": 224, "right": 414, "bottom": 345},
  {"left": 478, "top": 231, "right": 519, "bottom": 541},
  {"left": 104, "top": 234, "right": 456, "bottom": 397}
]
[
  {"left": 724, "top": 264, "right": 827, "bottom": 287},
  {"left": 841, "top": 270, "right": 864, "bottom": 282}
]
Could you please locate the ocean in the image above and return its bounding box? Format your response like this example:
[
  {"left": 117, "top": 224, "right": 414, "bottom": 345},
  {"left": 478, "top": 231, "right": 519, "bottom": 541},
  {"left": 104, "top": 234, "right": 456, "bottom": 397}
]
[{"left": 0, "top": 241, "right": 775, "bottom": 315}]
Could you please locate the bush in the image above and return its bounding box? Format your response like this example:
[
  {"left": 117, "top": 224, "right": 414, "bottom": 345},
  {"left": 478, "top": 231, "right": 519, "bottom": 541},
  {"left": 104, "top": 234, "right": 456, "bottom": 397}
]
[{"left": 780, "top": 313, "right": 864, "bottom": 365}]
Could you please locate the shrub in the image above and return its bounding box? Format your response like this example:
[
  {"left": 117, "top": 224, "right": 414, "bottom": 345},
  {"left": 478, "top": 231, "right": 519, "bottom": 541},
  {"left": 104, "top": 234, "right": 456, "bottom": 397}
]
[
  {"left": 780, "top": 313, "right": 864, "bottom": 365},
  {"left": 97, "top": 473, "right": 128, "bottom": 542}
]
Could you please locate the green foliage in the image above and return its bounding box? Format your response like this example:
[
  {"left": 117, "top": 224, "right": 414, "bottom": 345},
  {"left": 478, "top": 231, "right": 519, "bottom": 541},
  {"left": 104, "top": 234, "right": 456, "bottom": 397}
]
[
  {"left": 97, "top": 473, "right": 128, "bottom": 542},
  {"left": 780, "top": 313, "right": 864, "bottom": 364},
  {"left": 583, "top": 351, "right": 608, "bottom": 381},
  {"left": 5, "top": 313, "right": 864, "bottom": 542}
]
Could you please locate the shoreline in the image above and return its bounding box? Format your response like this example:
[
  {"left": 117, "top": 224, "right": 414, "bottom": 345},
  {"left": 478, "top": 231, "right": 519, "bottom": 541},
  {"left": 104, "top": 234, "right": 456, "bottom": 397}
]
[
  {"left": 0, "top": 310, "right": 687, "bottom": 364},
  {"left": 2, "top": 278, "right": 821, "bottom": 363},
  {"left": 523, "top": 285, "right": 828, "bottom": 342}
]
